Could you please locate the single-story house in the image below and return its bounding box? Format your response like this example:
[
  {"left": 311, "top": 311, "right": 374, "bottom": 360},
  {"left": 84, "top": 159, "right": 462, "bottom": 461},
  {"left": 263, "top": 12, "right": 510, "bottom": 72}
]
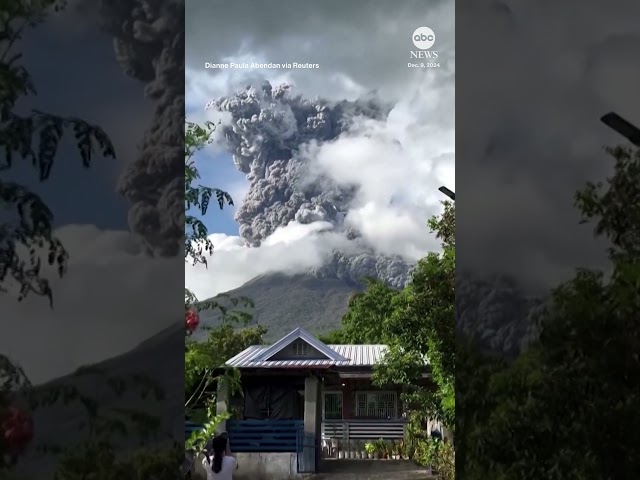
[{"left": 207, "top": 327, "right": 439, "bottom": 478}]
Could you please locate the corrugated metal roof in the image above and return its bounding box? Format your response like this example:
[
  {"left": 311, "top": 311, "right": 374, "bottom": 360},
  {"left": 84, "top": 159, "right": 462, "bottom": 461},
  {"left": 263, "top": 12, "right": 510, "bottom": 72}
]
[
  {"left": 252, "top": 327, "right": 348, "bottom": 363},
  {"left": 224, "top": 343, "right": 389, "bottom": 369}
]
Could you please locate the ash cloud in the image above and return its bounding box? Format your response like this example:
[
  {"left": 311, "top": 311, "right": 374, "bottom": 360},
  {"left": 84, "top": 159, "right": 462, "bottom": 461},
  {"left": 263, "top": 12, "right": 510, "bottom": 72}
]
[
  {"left": 90, "top": 0, "right": 185, "bottom": 257},
  {"left": 211, "top": 82, "right": 412, "bottom": 288}
]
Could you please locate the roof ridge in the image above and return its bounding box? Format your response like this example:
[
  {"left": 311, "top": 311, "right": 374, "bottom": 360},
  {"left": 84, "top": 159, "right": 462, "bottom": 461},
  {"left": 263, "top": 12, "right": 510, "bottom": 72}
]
[{"left": 252, "top": 327, "right": 349, "bottom": 363}]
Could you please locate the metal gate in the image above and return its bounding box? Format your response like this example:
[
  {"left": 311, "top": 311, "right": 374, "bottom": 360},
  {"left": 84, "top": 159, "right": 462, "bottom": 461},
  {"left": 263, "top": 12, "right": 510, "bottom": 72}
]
[{"left": 296, "top": 425, "right": 318, "bottom": 473}]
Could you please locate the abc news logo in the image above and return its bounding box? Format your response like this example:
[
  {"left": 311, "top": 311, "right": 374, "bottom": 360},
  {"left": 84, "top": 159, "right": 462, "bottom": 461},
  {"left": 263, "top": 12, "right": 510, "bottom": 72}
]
[{"left": 410, "top": 26, "right": 438, "bottom": 59}]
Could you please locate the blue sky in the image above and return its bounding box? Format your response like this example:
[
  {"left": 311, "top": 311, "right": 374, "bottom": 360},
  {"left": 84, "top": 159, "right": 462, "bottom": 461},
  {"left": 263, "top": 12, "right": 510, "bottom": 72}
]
[
  {"left": 190, "top": 149, "right": 245, "bottom": 236},
  {"left": 185, "top": 106, "right": 246, "bottom": 236}
]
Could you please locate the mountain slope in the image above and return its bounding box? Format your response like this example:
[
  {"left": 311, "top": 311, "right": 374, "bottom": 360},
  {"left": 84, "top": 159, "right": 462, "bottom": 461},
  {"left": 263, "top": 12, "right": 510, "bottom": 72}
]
[
  {"left": 15, "top": 322, "right": 184, "bottom": 479},
  {"left": 200, "top": 271, "right": 547, "bottom": 356},
  {"left": 199, "top": 273, "right": 364, "bottom": 340}
]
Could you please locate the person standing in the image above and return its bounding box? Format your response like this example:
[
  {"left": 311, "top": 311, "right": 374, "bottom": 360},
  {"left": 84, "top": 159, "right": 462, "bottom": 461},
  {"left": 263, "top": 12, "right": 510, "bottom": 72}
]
[{"left": 202, "top": 434, "right": 238, "bottom": 480}]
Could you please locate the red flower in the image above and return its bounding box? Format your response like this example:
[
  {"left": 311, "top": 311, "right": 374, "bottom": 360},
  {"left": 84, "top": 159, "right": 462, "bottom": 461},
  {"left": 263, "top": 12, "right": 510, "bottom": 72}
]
[
  {"left": 1, "top": 406, "right": 34, "bottom": 456},
  {"left": 185, "top": 308, "right": 200, "bottom": 333}
]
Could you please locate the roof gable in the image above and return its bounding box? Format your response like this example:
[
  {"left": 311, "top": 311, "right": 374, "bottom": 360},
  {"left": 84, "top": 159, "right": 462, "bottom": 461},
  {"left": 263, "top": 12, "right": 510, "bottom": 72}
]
[{"left": 253, "top": 327, "right": 348, "bottom": 363}]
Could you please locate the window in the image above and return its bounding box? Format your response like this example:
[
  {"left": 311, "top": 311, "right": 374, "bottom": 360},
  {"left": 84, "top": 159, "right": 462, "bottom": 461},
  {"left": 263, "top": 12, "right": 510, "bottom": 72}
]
[
  {"left": 292, "top": 340, "right": 309, "bottom": 356},
  {"left": 355, "top": 391, "right": 398, "bottom": 419},
  {"left": 323, "top": 392, "right": 343, "bottom": 420}
]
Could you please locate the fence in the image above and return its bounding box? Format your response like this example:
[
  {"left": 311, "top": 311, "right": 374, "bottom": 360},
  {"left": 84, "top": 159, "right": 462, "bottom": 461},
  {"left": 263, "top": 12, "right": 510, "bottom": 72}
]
[
  {"left": 321, "top": 419, "right": 406, "bottom": 442},
  {"left": 185, "top": 420, "right": 203, "bottom": 439},
  {"left": 227, "top": 419, "right": 303, "bottom": 452}
]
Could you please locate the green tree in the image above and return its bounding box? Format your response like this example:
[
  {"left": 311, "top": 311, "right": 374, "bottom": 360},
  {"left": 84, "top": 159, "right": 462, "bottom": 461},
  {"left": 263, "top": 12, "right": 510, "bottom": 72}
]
[
  {"left": 462, "top": 145, "right": 640, "bottom": 479},
  {"left": 183, "top": 119, "right": 256, "bottom": 465},
  {"left": 185, "top": 323, "right": 267, "bottom": 422},
  {"left": 184, "top": 120, "right": 232, "bottom": 266},
  {"left": 183, "top": 119, "right": 252, "bottom": 326},
  {"left": 320, "top": 202, "right": 456, "bottom": 478},
  {"left": 374, "top": 202, "right": 455, "bottom": 430},
  {"left": 0, "top": 0, "right": 115, "bottom": 307},
  {"left": 34, "top": 367, "right": 183, "bottom": 480},
  {"left": 320, "top": 279, "right": 400, "bottom": 344},
  {"left": 0, "top": 2, "right": 117, "bottom": 473},
  {"left": 325, "top": 203, "right": 455, "bottom": 430},
  {"left": 454, "top": 340, "right": 505, "bottom": 480}
]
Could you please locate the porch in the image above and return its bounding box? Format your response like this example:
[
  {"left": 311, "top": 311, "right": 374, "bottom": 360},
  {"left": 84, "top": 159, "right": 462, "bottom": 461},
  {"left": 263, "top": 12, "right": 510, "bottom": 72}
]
[
  {"left": 320, "top": 385, "right": 409, "bottom": 458},
  {"left": 321, "top": 419, "right": 406, "bottom": 459}
]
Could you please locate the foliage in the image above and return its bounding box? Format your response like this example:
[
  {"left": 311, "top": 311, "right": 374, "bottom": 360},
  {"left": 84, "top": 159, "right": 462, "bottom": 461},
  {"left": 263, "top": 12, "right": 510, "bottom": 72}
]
[
  {"left": 52, "top": 443, "right": 183, "bottom": 480},
  {"left": 454, "top": 340, "right": 505, "bottom": 479},
  {"left": 183, "top": 117, "right": 253, "bottom": 336},
  {"left": 183, "top": 117, "right": 257, "bottom": 417},
  {"left": 320, "top": 279, "right": 399, "bottom": 344},
  {"left": 461, "top": 145, "right": 640, "bottom": 479},
  {"left": 320, "top": 201, "right": 456, "bottom": 476},
  {"left": 185, "top": 323, "right": 266, "bottom": 417},
  {"left": 184, "top": 120, "right": 233, "bottom": 266},
  {"left": 0, "top": 0, "right": 116, "bottom": 307},
  {"left": 0, "top": 2, "right": 136, "bottom": 476},
  {"left": 327, "top": 203, "right": 455, "bottom": 430},
  {"left": 375, "top": 201, "right": 455, "bottom": 429},
  {"left": 183, "top": 118, "right": 263, "bottom": 478},
  {"left": 414, "top": 438, "right": 454, "bottom": 480},
  {"left": 26, "top": 367, "right": 182, "bottom": 480}
]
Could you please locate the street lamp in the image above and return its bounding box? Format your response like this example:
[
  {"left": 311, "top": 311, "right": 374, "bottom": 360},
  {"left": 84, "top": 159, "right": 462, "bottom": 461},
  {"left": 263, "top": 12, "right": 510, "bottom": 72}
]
[
  {"left": 600, "top": 112, "right": 640, "bottom": 146},
  {"left": 438, "top": 186, "right": 455, "bottom": 201}
]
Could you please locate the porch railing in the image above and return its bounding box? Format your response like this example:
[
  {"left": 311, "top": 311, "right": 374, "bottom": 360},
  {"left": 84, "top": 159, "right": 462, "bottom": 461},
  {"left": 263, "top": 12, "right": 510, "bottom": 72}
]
[
  {"left": 321, "top": 419, "right": 406, "bottom": 441},
  {"left": 227, "top": 419, "right": 303, "bottom": 452}
]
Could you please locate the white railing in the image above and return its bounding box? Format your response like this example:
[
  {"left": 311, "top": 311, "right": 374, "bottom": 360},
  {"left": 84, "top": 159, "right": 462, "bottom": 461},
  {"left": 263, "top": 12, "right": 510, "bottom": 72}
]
[{"left": 321, "top": 419, "right": 406, "bottom": 441}]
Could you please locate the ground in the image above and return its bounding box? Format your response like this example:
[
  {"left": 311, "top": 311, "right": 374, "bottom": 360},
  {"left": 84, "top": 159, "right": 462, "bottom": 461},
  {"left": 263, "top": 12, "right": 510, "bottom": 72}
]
[{"left": 306, "top": 460, "right": 434, "bottom": 479}]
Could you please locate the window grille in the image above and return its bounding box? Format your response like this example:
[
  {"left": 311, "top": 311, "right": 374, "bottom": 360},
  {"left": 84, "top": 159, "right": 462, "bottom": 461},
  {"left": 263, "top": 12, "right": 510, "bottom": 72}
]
[
  {"left": 355, "top": 391, "right": 398, "bottom": 419},
  {"left": 323, "top": 392, "right": 343, "bottom": 420},
  {"left": 292, "top": 341, "right": 309, "bottom": 356}
]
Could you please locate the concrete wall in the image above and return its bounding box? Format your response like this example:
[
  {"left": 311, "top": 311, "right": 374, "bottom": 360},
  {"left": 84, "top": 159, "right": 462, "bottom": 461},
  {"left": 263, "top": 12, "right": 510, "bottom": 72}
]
[{"left": 191, "top": 452, "right": 301, "bottom": 480}]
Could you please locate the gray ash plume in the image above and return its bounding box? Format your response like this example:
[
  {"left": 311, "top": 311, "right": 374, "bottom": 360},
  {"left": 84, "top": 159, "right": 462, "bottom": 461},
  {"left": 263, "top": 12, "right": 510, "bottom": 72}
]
[
  {"left": 211, "top": 82, "right": 411, "bottom": 288},
  {"left": 94, "top": 0, "right": 186, "bottom": 257},
  {"left": 456, "top": 272, "right": 547, "bottom": 356}
]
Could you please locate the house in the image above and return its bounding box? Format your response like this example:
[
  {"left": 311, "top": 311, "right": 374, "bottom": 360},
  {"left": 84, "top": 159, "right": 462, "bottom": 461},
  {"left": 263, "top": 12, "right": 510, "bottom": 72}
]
[{"left": 209, "top": 327, "right": 437, "bottom": 479}]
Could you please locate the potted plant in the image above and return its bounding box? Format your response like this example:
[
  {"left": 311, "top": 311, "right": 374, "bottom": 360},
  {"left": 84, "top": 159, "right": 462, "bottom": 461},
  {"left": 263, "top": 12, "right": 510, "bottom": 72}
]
[
  {"left": 374, "top": 439, "right": 386, "bottom": 459},
  {"left": 359, "top": 441, "right": 366, "bottom": 459},
  {"left": 349, "top": 440, "right": 357, "bottom": 459},
  {"left": 364, "top": 442, "right": 376, "bottom": 459},
  {"left": 330, "top": 437, "right": 339, "bottom": 458},
  {"left": 338, "top": 440, "right": 346, "bottom": 459},
  {"left": 383, "top": 440, "right": 392, "bottom": 459},
  {"left": 388, "top": 441, "right": 399, "bottom": 460},
  {"left": 397, "top": 439, "right": 406, "bottom": 459}
]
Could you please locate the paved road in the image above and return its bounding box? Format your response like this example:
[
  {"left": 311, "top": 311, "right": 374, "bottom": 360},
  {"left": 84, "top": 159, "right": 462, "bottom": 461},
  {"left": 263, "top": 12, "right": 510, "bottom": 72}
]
[{"left": 306, "top": 459, "right": 434, "bottom": 479}]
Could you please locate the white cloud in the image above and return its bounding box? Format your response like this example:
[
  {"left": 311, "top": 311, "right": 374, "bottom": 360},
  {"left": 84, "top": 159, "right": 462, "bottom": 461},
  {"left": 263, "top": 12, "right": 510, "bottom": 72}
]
[
  {"left": 299, "top": 75, "right": 454, "bottom": 260},
  {"left": 185, "top": 221, "right": 349, "bottom": 299},
  {"left": 0, "top": 225, "right": 181, "bottom": 385}
]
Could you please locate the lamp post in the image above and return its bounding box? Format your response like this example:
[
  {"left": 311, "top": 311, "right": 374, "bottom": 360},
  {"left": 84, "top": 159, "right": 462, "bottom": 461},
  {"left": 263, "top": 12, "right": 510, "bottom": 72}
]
[
  {"left": 600, "top": 112, "right": 640, "bottom": 146},
  {"left": 438, "top": 186, "right": 455, "bottom": 201}
]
